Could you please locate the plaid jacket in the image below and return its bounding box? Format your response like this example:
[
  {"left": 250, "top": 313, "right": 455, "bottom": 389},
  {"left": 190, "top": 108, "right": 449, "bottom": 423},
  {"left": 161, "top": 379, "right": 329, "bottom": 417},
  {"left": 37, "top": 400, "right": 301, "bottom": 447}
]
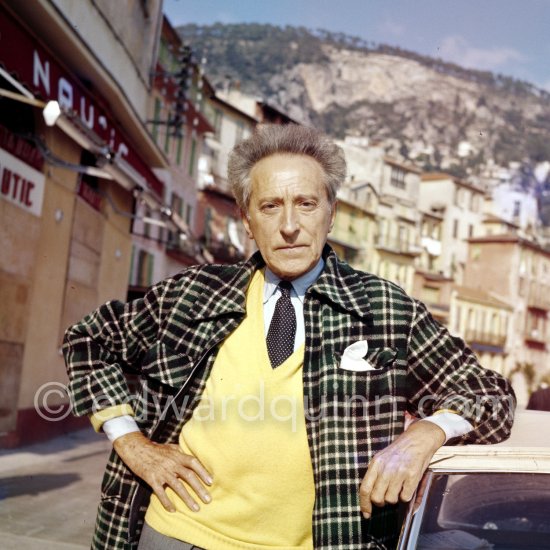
[{"left": 63, "top": 247, "right": 515, "bottom": 550}]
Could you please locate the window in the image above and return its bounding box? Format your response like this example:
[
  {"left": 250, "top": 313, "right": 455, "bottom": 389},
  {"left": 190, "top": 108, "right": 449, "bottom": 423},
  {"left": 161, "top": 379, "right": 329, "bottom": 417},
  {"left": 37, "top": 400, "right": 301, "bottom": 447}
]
[
  {"left": 189, "top": 138, "right": 197, "bottom": 176},
  {"left": 214, "top": 109, "right": 223, "bottom": 136},
  {"left": 366, "top": 191, "right": 373, "bottom": 210},
  {"left": 176, "top": 135, "right": 184, "bottom": 165},
  {"left": 135, "top": 249, "right": 154, "bottom": 288},
  {"left": 453, "top": 219, "right": 459, "bottom": 239},
  {"left": 152, "top": 98, "right": 162, "bottom": 142},
  {"left": 492, "top": 313, "right": 500, "bottom": 335},
  {"left": 478, "top": 310, "right": 486, "bottom": 332},
  {"left": 415, "top": 473, "right": 550, "bottom": 548},
  {"left": 164, "top": 119, "right": 171, "bottom": 154},
  {"left": 143, "top": 205, "right": 151, "bottom": 238},
  {"left": 467, "top": 308, "right": 476, "bottom": 329},
  {"left": 421, "top": 285, "right": 440, "bottom": 305},
  {"left": 468, "top": 224, "right": 474, "bottom": 238},
  {"left": 185, "top": 203, "right": 193, "bottom": 226},
  {"left": 235, "top": 121, "right": 245, "bottom": 145},
  {"left": 455, "top": 305, "right": 462, "bottom": 332},
  {"left": 471, "top": 193, "right": 478, "bottom": 212},
  {"left": 390, "top": 167, "right": 406, "bottom": 189},
  {"left": 513, "top": 200, "right": 521, "bottom": 218}
]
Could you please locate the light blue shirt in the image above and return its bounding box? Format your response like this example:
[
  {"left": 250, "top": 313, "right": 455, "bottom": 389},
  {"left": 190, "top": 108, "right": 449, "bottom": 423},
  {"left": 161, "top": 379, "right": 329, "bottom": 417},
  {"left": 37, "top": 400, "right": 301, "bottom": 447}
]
[{"left": 263, "top": 258, "right": 325, "bottom": 352}]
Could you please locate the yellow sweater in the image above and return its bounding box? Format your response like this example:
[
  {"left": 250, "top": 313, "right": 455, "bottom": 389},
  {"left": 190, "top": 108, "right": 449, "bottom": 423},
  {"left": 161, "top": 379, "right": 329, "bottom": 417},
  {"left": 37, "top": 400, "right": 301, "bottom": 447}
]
[{"left": 145, "top": 269, "right": 315, "bottom": 549}]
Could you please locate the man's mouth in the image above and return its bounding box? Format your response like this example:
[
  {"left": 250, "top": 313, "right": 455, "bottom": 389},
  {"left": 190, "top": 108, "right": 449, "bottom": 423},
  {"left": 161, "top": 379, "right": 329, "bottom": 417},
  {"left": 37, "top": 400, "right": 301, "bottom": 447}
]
[{"left": 278, "top": 245, "right": 306, "bottom": 250}]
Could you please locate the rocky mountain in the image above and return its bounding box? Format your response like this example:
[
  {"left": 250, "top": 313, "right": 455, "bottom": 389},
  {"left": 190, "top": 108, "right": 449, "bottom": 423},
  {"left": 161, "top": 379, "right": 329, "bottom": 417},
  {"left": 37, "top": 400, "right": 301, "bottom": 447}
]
[{"left": 178, "top": 23, "right": 550, "bottom": 180}]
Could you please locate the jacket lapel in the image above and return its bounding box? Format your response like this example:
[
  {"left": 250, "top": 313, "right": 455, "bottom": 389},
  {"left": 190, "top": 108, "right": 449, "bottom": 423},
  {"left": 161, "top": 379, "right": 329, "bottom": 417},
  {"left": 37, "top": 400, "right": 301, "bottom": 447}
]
[{"left": 308, "top": 246, "right": 372, "bottom": 320}]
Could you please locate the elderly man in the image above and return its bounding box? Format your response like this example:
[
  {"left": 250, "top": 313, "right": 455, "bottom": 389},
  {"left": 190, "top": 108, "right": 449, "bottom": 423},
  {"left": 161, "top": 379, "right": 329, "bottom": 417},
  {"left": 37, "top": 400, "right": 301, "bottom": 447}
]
[{"left": 64, "top": 124, "right": 515, "bottom": 550}]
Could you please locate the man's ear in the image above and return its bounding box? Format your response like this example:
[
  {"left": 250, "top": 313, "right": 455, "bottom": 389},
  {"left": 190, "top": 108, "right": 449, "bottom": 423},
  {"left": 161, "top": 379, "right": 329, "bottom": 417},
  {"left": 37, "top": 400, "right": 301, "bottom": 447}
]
[{"left": 240, "top": 209, "right": 254, "bottom": 239}]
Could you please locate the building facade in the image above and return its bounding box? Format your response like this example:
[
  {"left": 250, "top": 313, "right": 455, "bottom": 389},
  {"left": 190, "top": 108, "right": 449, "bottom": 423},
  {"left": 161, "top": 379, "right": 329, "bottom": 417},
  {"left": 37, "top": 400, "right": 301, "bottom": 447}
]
[
  {"left": 419, "top": 172, "right": 485, "bottom": 283},
  {"left": 464, "top": 235, "right": 550, "bottom": 403},
  {"left": 129, "top": 15, "right": 213, "bottom": 298},
  {"left": 0, "top": 1, "right": 168, "bottom": 446}
]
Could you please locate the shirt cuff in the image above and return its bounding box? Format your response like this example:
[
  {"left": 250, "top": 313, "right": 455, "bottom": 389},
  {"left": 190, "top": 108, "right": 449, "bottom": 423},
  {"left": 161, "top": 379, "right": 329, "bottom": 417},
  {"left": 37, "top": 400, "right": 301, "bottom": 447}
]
[
  {"left": 89, "top": 403, "right": 135, "bottom": 432},
  {"left": 420, "top": 411, "right": 474, "bottom": 443},
  {"left": 102, "top": 415, "right": 141, "bottom": 442}
]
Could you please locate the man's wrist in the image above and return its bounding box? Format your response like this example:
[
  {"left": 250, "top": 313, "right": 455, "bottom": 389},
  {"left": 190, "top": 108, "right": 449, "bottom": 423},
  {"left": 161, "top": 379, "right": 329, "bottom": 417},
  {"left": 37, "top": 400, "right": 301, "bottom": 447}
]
[
  {"left": 408, "top": 416, "right": 446, "bottom": 449},
  {"left": 102, "top": 415, "right": 140, "bottom": 442},
  {"left": 420, "top": 411, "right": 473, "bottom": 443}
]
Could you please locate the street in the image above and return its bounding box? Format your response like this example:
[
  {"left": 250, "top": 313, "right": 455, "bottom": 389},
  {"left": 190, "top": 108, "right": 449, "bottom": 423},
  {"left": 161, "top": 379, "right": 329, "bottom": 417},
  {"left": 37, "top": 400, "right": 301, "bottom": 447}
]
[{"left": 0, "top": 428, "right": 111, "bottom": 549}]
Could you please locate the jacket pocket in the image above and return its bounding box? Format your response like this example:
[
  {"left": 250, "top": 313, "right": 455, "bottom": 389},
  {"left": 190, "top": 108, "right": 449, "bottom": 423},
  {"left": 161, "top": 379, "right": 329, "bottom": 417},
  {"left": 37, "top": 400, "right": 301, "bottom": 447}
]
[
  {"left": 140, "top": 341, "right": 194, "bottom": 388},
  {"left": 330, "top": 346, "right": 407, "bottom": 400},
  {"left": 335, "top": 346, "right": 398, "bottom": 374}
]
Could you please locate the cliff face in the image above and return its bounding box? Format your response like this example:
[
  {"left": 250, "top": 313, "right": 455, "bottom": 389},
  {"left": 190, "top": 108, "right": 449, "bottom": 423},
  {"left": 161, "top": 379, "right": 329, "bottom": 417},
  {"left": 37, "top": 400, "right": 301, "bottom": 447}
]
[{"left": 179, "top": 23, "right": 550, "bottom": 178}]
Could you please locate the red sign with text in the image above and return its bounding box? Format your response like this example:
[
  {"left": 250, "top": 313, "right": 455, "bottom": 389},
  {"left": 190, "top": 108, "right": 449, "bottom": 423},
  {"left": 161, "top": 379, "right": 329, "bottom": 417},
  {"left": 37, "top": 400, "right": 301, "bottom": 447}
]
[{"left": 0, "top": 6, "right": 163, "bottom": 197}]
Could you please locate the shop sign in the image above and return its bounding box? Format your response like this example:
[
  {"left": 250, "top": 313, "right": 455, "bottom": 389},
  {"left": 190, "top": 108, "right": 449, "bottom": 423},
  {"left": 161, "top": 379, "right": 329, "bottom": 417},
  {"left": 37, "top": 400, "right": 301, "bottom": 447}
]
[
  {"left": 0, "top": 147, "right": 45, "bottom": 216},
  {"left": 0, "top": 6, "right": 163, "bottom": 197}
]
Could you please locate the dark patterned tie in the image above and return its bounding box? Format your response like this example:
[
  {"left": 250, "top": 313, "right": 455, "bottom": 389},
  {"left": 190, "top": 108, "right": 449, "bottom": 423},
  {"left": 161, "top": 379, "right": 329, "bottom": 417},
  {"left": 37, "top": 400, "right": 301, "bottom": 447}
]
[{"left": 266, "top": 281, "right": 297, "bottom": 368}]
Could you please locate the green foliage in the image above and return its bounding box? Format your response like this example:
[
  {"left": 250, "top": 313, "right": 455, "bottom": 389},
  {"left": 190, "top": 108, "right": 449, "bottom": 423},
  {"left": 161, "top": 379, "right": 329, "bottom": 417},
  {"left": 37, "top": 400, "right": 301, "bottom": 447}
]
[
  {"left": 526, "top": 132, "right": 550, "bottom": 163},
  {"left": 446, "top": 163, "right": 469, "bottom": 179},
  {"left": 177, "top": 23, "right": 329, "bottom": 93}
]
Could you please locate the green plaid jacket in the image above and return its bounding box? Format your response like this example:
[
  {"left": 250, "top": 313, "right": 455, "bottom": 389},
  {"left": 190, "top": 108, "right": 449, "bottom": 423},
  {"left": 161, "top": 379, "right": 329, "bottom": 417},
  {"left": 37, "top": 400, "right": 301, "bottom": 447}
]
[{"left": 63, "top": 247, "right": 515, "bottom": 550}]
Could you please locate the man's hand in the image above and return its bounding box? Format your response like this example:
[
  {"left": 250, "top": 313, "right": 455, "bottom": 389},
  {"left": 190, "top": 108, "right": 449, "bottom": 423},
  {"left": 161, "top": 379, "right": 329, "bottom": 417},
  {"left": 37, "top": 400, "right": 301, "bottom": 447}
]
[
  {"left": 113, "top": 431, "right": 213, "bottom": 512},
  {"left": 359, "top": 420, "right": 445, "bottom": 518}
]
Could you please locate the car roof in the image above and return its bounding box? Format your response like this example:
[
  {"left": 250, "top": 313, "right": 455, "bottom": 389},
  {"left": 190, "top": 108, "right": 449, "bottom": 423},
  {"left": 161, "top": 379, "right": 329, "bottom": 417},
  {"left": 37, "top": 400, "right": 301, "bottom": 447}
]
[{"left": 429, "top": 410, "right": 550, "bottom": 473}]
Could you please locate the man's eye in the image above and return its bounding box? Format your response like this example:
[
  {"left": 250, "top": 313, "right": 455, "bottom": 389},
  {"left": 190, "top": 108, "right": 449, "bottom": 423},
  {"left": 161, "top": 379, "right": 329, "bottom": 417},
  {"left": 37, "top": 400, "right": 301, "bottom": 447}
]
[
  {"left": 300, "top": 201, "right": 317, "bottom": 209},
  {"left": 261, "top": 203, "right": 279, "bottom": 212}
]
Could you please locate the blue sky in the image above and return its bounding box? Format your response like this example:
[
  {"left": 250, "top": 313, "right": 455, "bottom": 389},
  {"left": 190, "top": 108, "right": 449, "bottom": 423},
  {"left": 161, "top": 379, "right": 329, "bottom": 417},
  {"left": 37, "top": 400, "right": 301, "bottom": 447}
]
[{"left": 163, "top": 0, "right": 550, "bottom": 91}]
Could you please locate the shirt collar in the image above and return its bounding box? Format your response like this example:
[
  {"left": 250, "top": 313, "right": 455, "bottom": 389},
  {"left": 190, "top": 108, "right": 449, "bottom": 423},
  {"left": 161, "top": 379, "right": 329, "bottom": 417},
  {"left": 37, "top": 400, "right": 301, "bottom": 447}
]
[{"left": 263, "top": 258, "right": 325, "bottom": 305}]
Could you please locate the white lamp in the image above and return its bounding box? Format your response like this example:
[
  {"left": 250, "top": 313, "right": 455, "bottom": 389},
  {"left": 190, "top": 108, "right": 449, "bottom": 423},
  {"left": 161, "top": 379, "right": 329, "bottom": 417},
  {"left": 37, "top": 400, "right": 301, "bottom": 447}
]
[{"left": 42, "top": 100, "right": 61, "bottom": 126}]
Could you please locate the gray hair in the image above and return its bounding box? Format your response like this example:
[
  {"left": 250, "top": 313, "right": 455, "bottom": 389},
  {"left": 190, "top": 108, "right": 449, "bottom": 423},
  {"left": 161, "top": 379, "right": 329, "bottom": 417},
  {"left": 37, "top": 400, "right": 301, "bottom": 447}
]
[{"left": 227, "top": 124, "right": 346, "bottom": 212}]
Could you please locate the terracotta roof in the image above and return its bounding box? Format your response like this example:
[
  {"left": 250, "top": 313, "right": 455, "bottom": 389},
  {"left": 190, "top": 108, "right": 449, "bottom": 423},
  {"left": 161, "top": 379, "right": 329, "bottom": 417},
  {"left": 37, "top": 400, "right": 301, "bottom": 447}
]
[
  {"left": 383, "top": 156, "right": 422, "bottom": 174},
  {"left": 468, "top": 235, "right": 550, "bottom": 257},
  {"left": 421, "top": 172, "right": 486, "bottom": 194},
  {"left": 454, "top": 285, "right": 514, "bottom": 310},
  {"left": 468, "top": 234, "right": 519, "bottom": 243},
  {"left": 421, "top": 172, "right": 452, "bottom": 181},
  {"left": 350, "top": 181, "right": 379, "bottom": 196}
]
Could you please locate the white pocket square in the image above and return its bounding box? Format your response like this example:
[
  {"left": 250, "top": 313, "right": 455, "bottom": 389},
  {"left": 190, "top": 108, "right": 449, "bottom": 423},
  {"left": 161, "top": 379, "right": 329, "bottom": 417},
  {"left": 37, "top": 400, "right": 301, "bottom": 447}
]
[{"left": 339, "top": 340, "right": 376, "bottom": 372}]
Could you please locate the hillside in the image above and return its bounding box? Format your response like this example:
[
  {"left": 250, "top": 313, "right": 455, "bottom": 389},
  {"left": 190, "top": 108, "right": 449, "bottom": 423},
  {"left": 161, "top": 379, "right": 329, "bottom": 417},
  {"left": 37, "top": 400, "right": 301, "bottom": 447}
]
[{"left": 178, "top": 23, "right": 550, "bottom": 179}]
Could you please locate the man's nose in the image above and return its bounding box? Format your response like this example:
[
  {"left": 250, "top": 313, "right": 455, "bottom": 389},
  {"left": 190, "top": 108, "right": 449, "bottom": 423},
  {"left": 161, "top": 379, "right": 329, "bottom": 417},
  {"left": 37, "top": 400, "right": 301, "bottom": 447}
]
[{"left": 280, "top": 205, "right": 300, "bottom": 237}]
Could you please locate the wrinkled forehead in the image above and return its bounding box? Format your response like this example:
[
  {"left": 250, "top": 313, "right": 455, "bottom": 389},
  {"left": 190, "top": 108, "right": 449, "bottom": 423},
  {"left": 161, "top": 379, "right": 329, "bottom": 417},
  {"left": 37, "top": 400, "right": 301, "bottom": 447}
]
[{"left": 249, "top": 153, "right": 329, "bottom": 198}]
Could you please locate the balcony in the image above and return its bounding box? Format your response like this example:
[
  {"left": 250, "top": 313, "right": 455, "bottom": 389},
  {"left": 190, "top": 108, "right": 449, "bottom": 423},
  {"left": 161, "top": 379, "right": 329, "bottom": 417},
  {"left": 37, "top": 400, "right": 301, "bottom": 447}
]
[
  {"left": 464, "top": 330, "right": 507, "bottom": 348},
  {"left": 375, "top": 236, "right": 422, "bottom": 256},
  {"left": 527, "top": 284, "right": 550, "bottom": 311},
  {"left": 524, "top": 328, "right": 548, "bottom": 350},
  {"left": 166, "top": 234, "right": 205, "bottom": 265},
  {"left": 202, "top": 238, "right": 246, "bottom": 264}
]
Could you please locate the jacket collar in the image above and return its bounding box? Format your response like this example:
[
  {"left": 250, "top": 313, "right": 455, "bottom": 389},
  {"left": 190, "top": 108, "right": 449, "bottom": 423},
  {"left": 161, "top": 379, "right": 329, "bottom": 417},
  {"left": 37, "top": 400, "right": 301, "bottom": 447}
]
[
  {"left": 189, "top": 245, "right": 372, "bottom": 321},
  {"left": 308, "top": 245, "right": 372, "bottom": 319},
  {"left": 188, "top": 251, "right": 265, "bottom": 321}
]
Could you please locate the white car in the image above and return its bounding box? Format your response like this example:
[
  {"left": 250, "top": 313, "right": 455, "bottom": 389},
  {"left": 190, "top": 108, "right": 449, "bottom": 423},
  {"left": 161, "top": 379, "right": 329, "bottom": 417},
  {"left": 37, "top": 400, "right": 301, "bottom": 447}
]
[{"left": 397, "top": 410, "right": 550, "bottom": 550}]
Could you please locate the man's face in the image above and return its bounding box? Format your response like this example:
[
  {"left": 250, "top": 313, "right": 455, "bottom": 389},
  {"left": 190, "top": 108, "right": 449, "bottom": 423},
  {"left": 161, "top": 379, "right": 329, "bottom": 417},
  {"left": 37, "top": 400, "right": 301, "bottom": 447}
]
[{"left": 241, "top": 153, "right": 336, "bottom": 280}]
